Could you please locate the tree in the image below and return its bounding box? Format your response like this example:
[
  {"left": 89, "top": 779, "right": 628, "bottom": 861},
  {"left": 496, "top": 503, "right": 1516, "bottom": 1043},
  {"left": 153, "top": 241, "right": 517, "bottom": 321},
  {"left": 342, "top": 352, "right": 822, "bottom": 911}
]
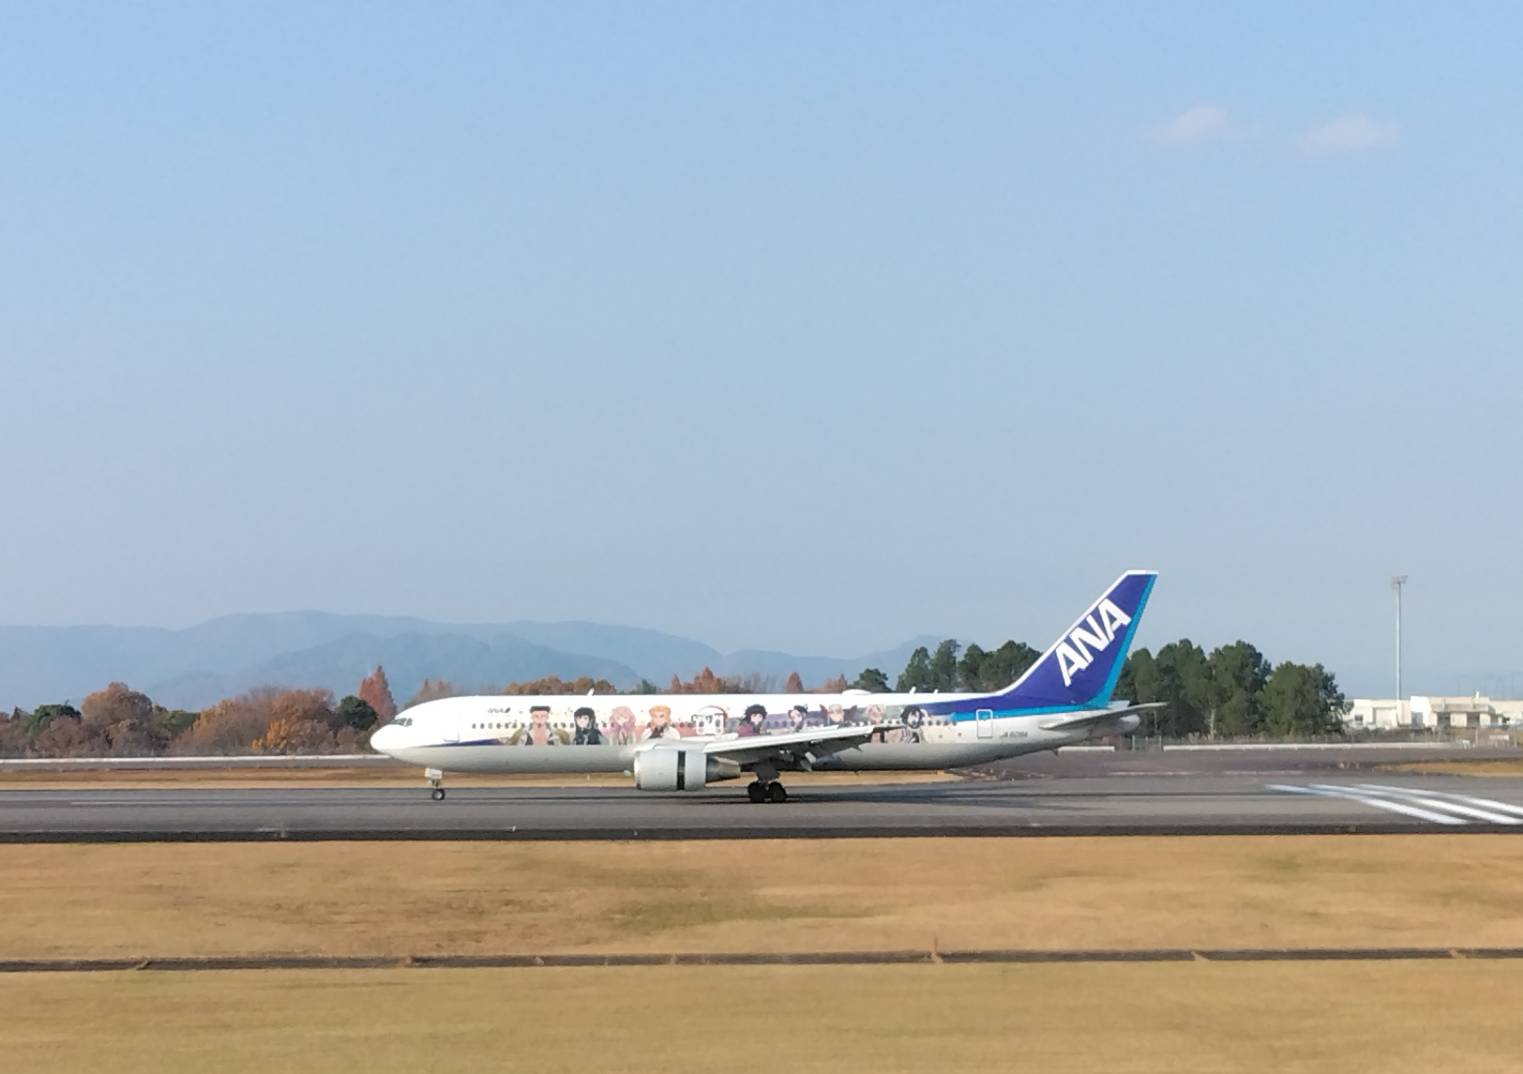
[
  {"left": 31, "top": 712, "right": 91, "bottom": 757},
  {"left": 1115, "top": 648, "right": 1161, "bottom": 734},
  {"left": 957, "top": 644, "right": 987, "bottom": 691},
  {"left": 156, "top": 707, "right": 198, "bottom": 744},
  {"left": 1206, "top": 641, "right": 1271, "bottom": 737},
  {"left": 24, "top": 703, "right": 80, "bottom": 739},
  {"left": 818, "top": 674, "right": 848, "bottom": 693},
  {"left": 504, "top": 675, "right": 617, "bottom": 696},
  {"left": 895, "top": 647, "right": 934, "bottom": 691},
  {"left": 851, "top": 667, "right": 890, "bottom": 692},
  {"left": 631, "top": 679, "right": 660, "bottom": 695},
  {"left": 357, "top": 666, "right": 397, "bottom": 722},
  {"left": 174, "top": 690, "right": 279, "bottom": 755},
  {"left": 1114, "top": 648, "right": 1149, "bottom": 701},
  {"left": 1261, "top": 662, "right": 1346, "bottom": 738},
  {"left": 0, "top": 709, "right": 28, "bottom": 757},
  {"left": 336, "top": 695, "right": 380, "bottom": 732},
  {"left": 928, "top": 639, "right": 961, "bottom": 691},
  {"left": 407, "top": 679, "right": 462, "bottom": 708},
  {"left": 251, "top": 689, "right": 339, "bottom": 753},
  {"left": 978, "top": 641, "right": 1041, "bottom": 691},
  {"left": 1150, "top": 640, "right": 1212, "bottom": 738},
  {"left": 784, "top": 672, "right": 805, "bottom": 694},
  {"left": 81, "top": 682, "right": 161, "bottom": 755}
]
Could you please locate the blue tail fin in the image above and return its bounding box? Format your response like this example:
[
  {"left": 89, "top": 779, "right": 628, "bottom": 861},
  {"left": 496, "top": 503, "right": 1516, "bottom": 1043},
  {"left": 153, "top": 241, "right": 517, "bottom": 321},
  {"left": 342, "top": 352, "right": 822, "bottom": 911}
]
[{"left": 995, "top": 570, "right": 1156, "bottom": 711}]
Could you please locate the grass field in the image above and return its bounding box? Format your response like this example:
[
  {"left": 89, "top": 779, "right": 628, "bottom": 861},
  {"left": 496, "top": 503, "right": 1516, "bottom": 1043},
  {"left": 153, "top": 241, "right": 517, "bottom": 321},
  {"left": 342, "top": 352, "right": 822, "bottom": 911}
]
[
  {"left": 1382, "top": 759, "right": 1523, "bottom": 778},
  {"left": 5, "top": 836, "right": 1523, "bottom": 960},
  {"left": 5, "top": 963, "right": 1522, "bottom": 1074}
]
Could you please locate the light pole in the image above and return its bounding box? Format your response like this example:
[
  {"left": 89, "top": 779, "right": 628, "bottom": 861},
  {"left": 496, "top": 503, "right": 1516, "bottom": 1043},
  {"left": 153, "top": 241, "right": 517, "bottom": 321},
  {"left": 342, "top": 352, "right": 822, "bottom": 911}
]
[{"left": 1392, "top": 575, "right": 1408, "bottom": 720}]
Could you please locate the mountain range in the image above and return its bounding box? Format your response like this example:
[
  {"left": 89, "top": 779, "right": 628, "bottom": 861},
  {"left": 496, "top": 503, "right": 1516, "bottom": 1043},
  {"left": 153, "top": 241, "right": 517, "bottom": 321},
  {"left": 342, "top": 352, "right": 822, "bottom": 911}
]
[{"left": 0, "top": 613, "right": 940, "bottom": 712}]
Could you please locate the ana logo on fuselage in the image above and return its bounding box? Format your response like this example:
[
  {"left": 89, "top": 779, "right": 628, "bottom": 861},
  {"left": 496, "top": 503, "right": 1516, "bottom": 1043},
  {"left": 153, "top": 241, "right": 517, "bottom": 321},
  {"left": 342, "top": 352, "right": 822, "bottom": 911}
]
[{"left": 1054, "top": 598, "right": 1132, "bottom": 688}]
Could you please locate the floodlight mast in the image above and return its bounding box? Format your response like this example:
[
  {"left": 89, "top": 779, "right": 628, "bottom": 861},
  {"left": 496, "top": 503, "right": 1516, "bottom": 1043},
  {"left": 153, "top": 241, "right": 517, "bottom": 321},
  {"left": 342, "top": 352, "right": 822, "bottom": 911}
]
[{"left": 1391, "top": 575, "right": 1408, "bottom": 713}]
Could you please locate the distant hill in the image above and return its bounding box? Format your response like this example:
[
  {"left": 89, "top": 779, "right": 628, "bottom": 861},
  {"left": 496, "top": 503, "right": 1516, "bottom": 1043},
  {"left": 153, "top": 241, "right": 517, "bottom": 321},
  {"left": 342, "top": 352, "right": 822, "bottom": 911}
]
[{"left": 0, "top": 613, "right": 944, "bottom": 711}]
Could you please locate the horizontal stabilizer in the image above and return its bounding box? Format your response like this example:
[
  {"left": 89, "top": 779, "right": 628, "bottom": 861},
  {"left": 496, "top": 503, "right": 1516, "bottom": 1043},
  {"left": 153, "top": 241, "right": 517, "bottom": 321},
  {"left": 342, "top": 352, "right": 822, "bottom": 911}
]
[{"left": 1037, "top": 703, "right": 1163, "bottom": 733}]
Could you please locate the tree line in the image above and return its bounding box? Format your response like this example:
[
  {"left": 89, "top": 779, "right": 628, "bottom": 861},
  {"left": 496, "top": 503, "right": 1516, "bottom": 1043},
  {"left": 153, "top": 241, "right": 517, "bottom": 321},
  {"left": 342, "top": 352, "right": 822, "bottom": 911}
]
[
  {"left": 854, "top": 636, "right": 1346, "bottom": 738},
  {"left": 0, "top": 668, "right": 401, "bottom": 759},
  {"left": 0, "top": 636, "right": 1348, "bottom": 757},
  {"left": 1117, "top": 640, "right": 1346, "bottom": 738}
]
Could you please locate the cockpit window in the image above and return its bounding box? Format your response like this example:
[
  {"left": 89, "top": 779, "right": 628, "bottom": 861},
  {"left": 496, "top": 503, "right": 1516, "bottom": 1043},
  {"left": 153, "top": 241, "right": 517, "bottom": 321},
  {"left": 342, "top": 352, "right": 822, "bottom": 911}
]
[{"left": 393, "top": 717, "right": 413, "bottom": 727}]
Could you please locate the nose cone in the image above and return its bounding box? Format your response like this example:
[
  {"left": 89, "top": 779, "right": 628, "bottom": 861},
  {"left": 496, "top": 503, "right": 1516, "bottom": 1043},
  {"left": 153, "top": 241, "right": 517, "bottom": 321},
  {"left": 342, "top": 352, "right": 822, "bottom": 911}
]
[{"left": 370, "top": 722, "right": 399, "bottom": 755}]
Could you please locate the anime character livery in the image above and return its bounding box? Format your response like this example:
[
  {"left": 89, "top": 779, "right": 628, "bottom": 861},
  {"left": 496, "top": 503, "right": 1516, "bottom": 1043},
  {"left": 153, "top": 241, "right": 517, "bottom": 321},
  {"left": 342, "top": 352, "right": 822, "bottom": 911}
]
[{"left": 369, "top": 570, "right": 1159, "bottom": 803}]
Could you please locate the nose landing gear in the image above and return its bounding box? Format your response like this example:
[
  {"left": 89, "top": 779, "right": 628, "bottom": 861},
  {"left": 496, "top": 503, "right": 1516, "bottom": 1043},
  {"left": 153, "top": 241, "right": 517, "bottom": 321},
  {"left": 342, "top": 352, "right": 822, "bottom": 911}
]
[{"left": 426, "top": 768, "right": 446, "bottom": 802}]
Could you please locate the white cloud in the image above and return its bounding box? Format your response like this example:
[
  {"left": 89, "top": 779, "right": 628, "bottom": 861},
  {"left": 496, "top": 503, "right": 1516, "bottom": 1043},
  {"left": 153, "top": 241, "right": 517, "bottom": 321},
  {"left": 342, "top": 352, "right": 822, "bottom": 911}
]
[
  {"left": 1297, "top": 114, "right": 1400, "bottom": 155},
  {"left": 1151, "top": 104, "right": 1232, "bottom": 146}
]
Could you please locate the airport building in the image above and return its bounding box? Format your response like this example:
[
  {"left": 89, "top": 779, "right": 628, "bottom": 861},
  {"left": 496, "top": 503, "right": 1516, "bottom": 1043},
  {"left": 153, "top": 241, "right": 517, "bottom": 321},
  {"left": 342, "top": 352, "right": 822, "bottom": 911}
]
[{"left": 1344, "top": 695, "right": 1523, "bottom": 731}]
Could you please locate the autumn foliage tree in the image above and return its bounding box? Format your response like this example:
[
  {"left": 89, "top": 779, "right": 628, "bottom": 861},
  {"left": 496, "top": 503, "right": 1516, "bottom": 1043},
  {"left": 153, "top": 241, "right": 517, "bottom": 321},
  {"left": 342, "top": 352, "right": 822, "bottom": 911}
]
[
  {"left": 357, "top": 666, "right": 397, "bottom": 722},
  {"left": 784, "top": 672, "right": 805, "bottom": 693},
  {"left": 503, "top": 676, "right": 617, "bottom": 696},
  {"left": 406, "top": 679, "right": 462, "bottom": 708},
  {"left": 251, "top": 689, "right": 371, "bottom": 754},
  {"left": 661, "top": 668, "right": 769, "bottom": 694},
  {"left": 81, "top": 683, "right": 163, "bottom": 755},
  {"left": 174, "top": 687, "right": 281, "bottom": 755}
]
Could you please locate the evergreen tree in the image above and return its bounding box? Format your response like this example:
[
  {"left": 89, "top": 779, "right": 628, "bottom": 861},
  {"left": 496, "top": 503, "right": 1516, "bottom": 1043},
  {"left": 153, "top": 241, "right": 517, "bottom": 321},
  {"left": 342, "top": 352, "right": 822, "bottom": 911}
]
[
  {"left": 1206, "top": 641, "right": 1271, "bottom": 737},
  {"left": 336, "top": 695, "right": 380, "bottom": 731},
  {"left": 895, "top": 646, "right": 934, "bottom": 691},
  {"left": 928, "top": 639, "right": 961, "bottom": 691},
  {"left": 981, "top": 641, "right": 1041, "bottom": 691},
  {"left": 851, "top": 667, "right": 890, "bottom": 692},
  {"left": 957, "top": 644, "right": 987, "bottom": 691},
  {"left": 1261, "top": 662, "right": 1346, "bottom": 737}
]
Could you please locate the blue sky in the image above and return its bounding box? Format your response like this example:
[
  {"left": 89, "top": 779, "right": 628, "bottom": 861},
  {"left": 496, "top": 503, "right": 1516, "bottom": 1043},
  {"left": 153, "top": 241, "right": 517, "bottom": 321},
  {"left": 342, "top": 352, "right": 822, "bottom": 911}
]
[{"left": 3, "top": 3, "right": 1521, "bottom": 696}]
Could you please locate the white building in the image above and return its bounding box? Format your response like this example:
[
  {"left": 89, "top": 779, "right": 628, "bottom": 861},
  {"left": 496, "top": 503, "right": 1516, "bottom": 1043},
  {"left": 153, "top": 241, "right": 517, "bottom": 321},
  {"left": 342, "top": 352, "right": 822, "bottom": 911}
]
[{"left": 1345, "top": 695, "right": 1523, "bottom": 731}]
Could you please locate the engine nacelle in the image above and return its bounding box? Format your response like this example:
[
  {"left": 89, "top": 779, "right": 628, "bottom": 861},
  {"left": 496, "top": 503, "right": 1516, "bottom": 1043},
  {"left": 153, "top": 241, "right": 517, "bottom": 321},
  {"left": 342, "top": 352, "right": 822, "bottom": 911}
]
[{"left": 632, "top": 747, "right": 740, "bottom": 792}]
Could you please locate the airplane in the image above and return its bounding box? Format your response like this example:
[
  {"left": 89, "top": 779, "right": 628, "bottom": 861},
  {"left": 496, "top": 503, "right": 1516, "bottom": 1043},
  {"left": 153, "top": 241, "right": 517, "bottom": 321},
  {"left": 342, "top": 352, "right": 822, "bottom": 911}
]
[{"left": 369, "top": 569, "right": 1158, "bottom": 803}]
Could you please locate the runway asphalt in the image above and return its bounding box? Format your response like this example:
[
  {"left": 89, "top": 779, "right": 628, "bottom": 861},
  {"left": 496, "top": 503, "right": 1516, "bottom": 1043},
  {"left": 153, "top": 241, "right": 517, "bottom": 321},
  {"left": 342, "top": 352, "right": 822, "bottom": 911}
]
[{"left": 2, "top": 747, "right": 1521, "bottom": 841}]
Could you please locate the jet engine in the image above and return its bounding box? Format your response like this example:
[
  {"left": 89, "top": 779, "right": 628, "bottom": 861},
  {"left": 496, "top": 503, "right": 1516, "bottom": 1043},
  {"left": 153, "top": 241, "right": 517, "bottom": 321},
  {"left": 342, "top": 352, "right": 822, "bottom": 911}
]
[{"left": 632, "top": 747, "right": 741, "bottom": 791}]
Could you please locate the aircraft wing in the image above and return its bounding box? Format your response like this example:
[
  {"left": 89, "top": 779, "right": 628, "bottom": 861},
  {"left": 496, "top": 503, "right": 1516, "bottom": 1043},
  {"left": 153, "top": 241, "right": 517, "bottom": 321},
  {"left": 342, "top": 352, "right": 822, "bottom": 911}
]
[
  {"left": 1037, "top": 703, "right": 1163, "bottom": 733},
  {"left": 702, "top": 724, "right": 892, "bottom": 766}
]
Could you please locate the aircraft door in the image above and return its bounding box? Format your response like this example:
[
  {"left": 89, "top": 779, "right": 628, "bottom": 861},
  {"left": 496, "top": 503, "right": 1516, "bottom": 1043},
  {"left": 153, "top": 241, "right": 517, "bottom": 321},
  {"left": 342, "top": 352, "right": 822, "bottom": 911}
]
[
  {"left": 443, "top": 715, "right": 461, "bottom": 743},
  {"left": 976, "top": 708, "right": 993, "bottom": 739}
]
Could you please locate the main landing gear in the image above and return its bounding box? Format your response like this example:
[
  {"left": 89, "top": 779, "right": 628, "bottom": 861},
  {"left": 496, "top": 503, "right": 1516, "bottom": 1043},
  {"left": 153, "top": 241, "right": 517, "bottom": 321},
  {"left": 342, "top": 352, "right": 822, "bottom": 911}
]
[
  {"left": 426, "top": 768, "right": 446, "bottom": 802},
  {"left": 745, "top": 762, "right": 788, "bottom": 804},
  {"left": 746, "top": 780, "right": 788, "bottom": 804}
]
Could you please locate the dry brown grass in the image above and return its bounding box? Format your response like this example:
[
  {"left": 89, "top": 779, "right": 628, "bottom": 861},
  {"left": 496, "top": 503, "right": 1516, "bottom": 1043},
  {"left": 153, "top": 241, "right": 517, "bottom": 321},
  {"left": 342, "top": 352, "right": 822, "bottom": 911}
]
[
  {"left": 1381, "top": 759, "right": 1523, "bottom": 778},
  {"left": 4, "top": 836, "right": 1523, "bottom": 960},
  {"left": 5, "top": 963, "right": 1522, "bottom": 1074}
]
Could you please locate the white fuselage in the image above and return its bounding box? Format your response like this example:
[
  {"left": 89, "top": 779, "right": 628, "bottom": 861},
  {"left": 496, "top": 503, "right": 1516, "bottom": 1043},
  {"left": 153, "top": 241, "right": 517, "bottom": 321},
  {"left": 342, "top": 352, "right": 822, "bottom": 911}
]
[{"left": 369, "top": 690, "right": 1125, "bottom": 777}]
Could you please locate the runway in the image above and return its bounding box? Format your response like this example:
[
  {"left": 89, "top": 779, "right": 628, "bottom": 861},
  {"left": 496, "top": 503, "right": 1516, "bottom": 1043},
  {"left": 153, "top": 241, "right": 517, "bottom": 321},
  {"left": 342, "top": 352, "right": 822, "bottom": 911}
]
[{"left": 3, "top": 757, "right": 1522, "bottom": 841}]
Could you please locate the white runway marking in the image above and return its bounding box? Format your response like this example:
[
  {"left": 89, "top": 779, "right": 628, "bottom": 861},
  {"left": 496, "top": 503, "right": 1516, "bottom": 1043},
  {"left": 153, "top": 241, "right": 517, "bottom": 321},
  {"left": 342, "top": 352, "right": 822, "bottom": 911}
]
[
  {"left": 1268, "top": 784, "right": 1467, "bottom": 825},
  {"left": 1340, "top": 785, "right": 1522, "bottom": 825},
  {"left": 1355, "top": 784, "right": 1523, "bottom": 821},
  {"left": 1269, "top": 782, "right": 1523, "bottom": 825}
]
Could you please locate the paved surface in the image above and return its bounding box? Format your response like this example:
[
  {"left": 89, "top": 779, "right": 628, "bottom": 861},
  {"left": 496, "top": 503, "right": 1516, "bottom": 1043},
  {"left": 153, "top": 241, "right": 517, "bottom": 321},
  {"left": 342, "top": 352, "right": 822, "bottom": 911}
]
[
  {"left": 2, "top": 748, "right": 1521, "bottom": 841},
  {"left": 976, "top": 744, "right": 1521, "bottom": 779},
  {"left": 9, "top": 946, "right": 1523, "bottom": 973}
]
